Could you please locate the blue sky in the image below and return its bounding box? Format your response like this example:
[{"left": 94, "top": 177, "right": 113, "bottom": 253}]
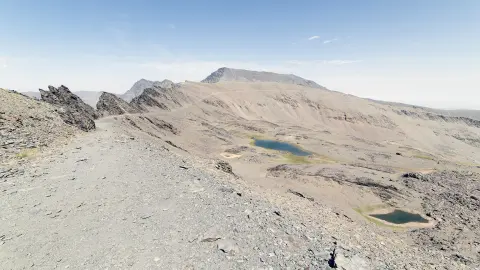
[{"left": 0, "top": 0, "right": 479, "bottom": 108}]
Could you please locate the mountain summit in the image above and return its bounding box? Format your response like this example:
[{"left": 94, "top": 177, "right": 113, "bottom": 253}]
[
  {"left": 120, "top": 79, "right": 176, "bottom": 102},
  {"left": 201, "top": 67, "right": 325, "bottom": 89}
]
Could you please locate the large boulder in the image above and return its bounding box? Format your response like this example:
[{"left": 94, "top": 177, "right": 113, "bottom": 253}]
[
  {"left": 96, "top": 92, "right": 142, "bottom": 116},
  {"left": 40, "top": 85, "right": 97, "bottom": 131}
]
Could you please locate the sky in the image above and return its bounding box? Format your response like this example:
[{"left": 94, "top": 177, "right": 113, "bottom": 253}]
[{"left": 0, "top": 0, "right": 479, "bottom": 109}]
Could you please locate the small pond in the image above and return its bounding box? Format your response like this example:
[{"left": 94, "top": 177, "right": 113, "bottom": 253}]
[
  {"left": 253, "top": 139, "right": 311, "bottom": 156},
  {"left": 369, "top": 209, "right": 429, "bottom": 224}
]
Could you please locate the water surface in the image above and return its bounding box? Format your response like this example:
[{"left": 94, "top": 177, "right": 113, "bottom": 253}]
[
  {"left": 253, "top": 139, "right": 311, "bottom": 156},
  {"left": 370, "top": 209, "right": 428, "bottom": 224}
]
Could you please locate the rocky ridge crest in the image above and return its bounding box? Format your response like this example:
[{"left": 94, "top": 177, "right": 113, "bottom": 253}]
[{"left": 39, "top": 85, "right": 97, "bottom": 131}]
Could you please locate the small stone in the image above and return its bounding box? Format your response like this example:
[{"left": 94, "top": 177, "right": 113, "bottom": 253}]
[
  {"left": 201, "top": 237, "right": 221, "bottom": 242},
  {"left": 154, "top": 257, "right": 160, "bottom": 262},
  {"left": 217, "top": 239, "right": 239, "bottom": 254}
]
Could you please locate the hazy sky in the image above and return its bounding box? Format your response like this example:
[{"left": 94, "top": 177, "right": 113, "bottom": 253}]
[{"left": 0, "top": 0, "right": 479, "bottom": 109}]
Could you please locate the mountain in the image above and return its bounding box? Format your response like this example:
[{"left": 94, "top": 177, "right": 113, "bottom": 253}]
[
  {"left": 367, "top": 98, "right": 480, "bottom": 121},
  {"left": 429, "top": 109, "right": 480, "bottom": 121},
  {"left": 71, "top": 91, "right": 103, "bottom": 108},
  {"left": 22, "top": 90, "right": 101, "bottom": 108},
  {"left": 201, "top": 67, "right": 325, "bottom": 89},
  {"left": 120, "top": 79, "right": 176, "bottom": 102},
  {"left": 22, "top": 91, "right": 41, "bottom": 99},
  {"left": 96, "top": 92, "right": 142, "bottom": 116}
]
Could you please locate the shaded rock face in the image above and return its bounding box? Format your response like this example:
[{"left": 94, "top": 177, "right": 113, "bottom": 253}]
[
  {"left": 96, "top": 92, "right": 142, "bottom": 116},
  {"left": 131, "top": 88, "right": 169, "bottom": 111},
  {"left": 201, "top": 67, "right": 325, "bottom": 89},
  {"left": 40, "top": 85, "right": 97, "bottom": 131}
]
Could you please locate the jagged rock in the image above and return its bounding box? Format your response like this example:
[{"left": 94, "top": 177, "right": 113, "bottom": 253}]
[
  {"left": 39, "top": 85, "right": 97, "bottom": 131},
  {"left": 130, "top": 88, "right": 169, "bottom": 111},
  {"left": 201, "top": 67, "right": 326, "bottom": 89},
  {"left": 120, "top": 79, "right": 177, "bottom": 102},
  {"left": 215, "top": 161, "right": 233, "bottom": 175},
  {"left": 96, "top": 92, "right": 142, "bottom": 116},
  {"left": 401, "top": 172, "right": 424, "bottom": 180}
]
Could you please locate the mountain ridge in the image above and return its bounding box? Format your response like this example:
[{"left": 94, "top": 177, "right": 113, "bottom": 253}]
[
  {"left": 120, "top": 79, "right": 176, "bottom": 102},
  {"left": 201, "top": 67, "right": 326, "bottom": 89}
]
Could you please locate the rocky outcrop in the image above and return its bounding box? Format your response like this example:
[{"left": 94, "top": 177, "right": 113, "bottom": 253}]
[
  {"left": 39, "top": 85, "right": 97, "bottom": 131},
  {"left": 120, "top": 79, "right": 178, "bottom": 102},
  {"left": 202, "top": 67, "right": 326, "bottom": 89},
  {"left": 130, "top": 85, "right": 189, "bottom": 112},
  {"left": 130, "top": 88, "right": 169, "bottom": 111},
  {"left": 96, "top": 92, "right": 142, "bottom": 116}
]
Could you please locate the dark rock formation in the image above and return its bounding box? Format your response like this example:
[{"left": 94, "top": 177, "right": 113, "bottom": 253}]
[
  {"left": 96, "top": 92, "right": 142, "bottom": 116},
  {"left": 40, "top": 85, "right": 97, "bottom": 131},
  {"left": 131, "top": 88, "right": 169, "bottom": 111},
  {"left": 402, "top": 172, "right": 425, "bottom": 180},
  {"left": 215, "top": 160, "right": 234, "bottom": 175}
]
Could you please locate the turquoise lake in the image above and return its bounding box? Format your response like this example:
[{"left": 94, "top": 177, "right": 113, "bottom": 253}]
[
  {"left": 370, "top": 209, "right": 429, "bottom": 224},
  {"left": 253, "top": 139, "right": 311, "bottom": 156}
]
